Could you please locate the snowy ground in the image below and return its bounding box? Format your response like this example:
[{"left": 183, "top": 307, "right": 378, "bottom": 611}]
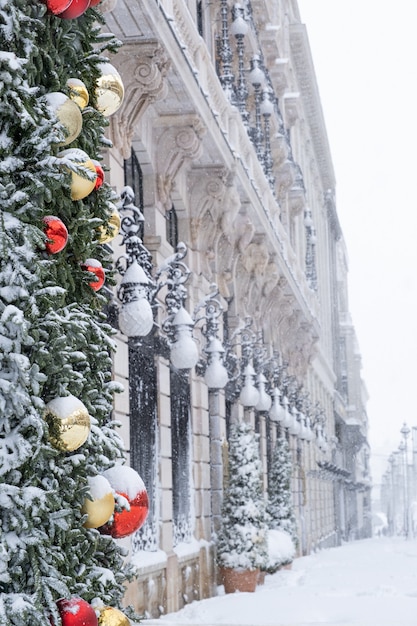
[{"left": 144, "top": 537, "right": 417, "bottom": 626}]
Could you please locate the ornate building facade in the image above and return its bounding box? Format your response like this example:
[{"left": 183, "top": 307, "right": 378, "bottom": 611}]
[{"left": 99, "top": 0, "right": 371, "bottom": 617}]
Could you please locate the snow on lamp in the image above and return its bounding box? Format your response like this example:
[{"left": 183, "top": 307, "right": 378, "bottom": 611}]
[
  {"left": 255, "top": 372, "right": 272, "bottom": 412},
  {"left": 289, "top": 405, "right": 300, "bottom": 437},
  {"left": 204, "top": 336, "right": 228, "bottom": 389},
  {"left": 269, "top": 386, "right": 284, "bottom": 422},
  {"left": 304, "top": 415, "right": 315, "bottom": 442},
  {"left": 117, "top": 260, "right": 154, "bottom": 337},
  {"left": 281, "top": 395, "right": 293, "bottom": 429},
  {"left": 239, "top": 361, "right": 259, "bottom": 407},
  {"left": 297, "top": 410, "right": 308, "bottom": 440},
  {"left": 170, "top": 306, "right": 199, "bottom": 370}
]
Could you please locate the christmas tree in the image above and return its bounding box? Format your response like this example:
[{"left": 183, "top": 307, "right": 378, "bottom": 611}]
[
  {"left": 216, "top": 420, "right": 268, "bottom": 572},
  {"left": 267, "top": 434, "right": 297, "bottom": 543},
  {"left": 0, "top": 0, "right": 142, "bottom": 623}
]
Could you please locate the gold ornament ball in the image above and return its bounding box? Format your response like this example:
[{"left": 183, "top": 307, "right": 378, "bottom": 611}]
[
  {"left": 45, "top": 92, "right": 83, "bottom": 146},
  {"left": 44, "top": 395, "right": 91, "bottom": 452},
  {"left": 58, "top": 149, "right": 98, "bottom": 201},
  {"left": 98, "top": 606, "right": 131, "bottom": 626},
  {"left": 95, "top": 63, "right": 124, "bottom": 117},
  {"left": 98, "top": 210, "right": 121, "bottom": 244},
  {"left": 67, "top": 78, "right": 89, "bottom": 110},
  {"left": 82, "top": 476, "right": 115, "bottom": 529}
]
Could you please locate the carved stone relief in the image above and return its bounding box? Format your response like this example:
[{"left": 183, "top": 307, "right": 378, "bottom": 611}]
[
  {"left": 110, "top": 40, "right": 170, "bottom": 158},
  {"left": 155, "top": 116, "right": 206, "bottom": 210}
]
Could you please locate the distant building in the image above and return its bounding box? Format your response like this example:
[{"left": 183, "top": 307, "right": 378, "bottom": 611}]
[{"left": 101, "top": 0, "right": 371, "bottom": 616}]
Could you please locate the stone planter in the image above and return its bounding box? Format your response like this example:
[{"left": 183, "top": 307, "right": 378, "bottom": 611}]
[{"left": 220, "top": 567, "right": 259, "bottom": 594}]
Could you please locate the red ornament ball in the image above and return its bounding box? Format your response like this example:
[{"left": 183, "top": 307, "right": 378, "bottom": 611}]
[
  {"left": 99, "top": 466, "right": 149, "bottom": 539},
  {"left": 82, "top": 259, "right": 105, "bottom": 291},
  {"left": 44, "top": 0, "right": 72, "bottom": 14},
  {"left": 43, "top": 215, "right": 68, "bottom": 254},
  {"left": 58, "top": 0, "right": 91, "bottom": 19},
  {"left": 56, "top": 598, "right": 98, "bottom": 626},
  {"left": 91, "top": 160, "right": 105, "bottom": 190}
]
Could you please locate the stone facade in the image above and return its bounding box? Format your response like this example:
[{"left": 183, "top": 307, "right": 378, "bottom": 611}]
[{"left": 99, "top": 0, "right": 371, "bottom": 617}]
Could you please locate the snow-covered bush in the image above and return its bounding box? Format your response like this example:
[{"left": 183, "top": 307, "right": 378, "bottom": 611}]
[
  {"left": 267, "top": 435, "right": 298, "bottom": 546},
  {"left": 265, "top": 529, "right": 296, "bottom": 573},
  {"left": 216, "top": 421, "right": 268, "bottom": 571}
]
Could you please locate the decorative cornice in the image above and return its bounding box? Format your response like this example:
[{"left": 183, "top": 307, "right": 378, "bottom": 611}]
[
  {"left": 155, "top": 115, "right": 206, "bottom": 209},
  {"left": 289, "top": 22, "right": 336, "bottom": 192},
  {"left": 110, "top": 39, "right": 170, "bottom": 158}
]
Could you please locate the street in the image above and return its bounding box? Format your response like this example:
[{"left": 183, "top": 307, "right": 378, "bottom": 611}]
[{"left": 145, "top": 537, "right": 417, "bottom": 626}]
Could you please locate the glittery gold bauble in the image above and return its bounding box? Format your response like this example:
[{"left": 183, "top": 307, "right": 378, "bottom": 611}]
[
  {"left": 58, "top": 149, "right": 98, "bottom": 201},
  {"left": 44, "top": 395, "right": 91, "bottom": 452},
  {"left": 45, "top": 92, "right": 83, "bottom": 146},
  {"left": 82, "top": 476, "right": 115, "bottom": 529},
  {"left": 98, "top": 607, "right": 131, "bottom": 626},
  {"left": 95, "top": 63, "right": 124, "bottom": 117},
  {"left": 98, "top": 210, "right": 121, "bottom": 244},
  {"left": 67, "top": 78, "right": 89, "bottom": 110}
]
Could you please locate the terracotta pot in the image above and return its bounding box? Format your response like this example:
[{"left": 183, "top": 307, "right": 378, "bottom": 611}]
[
  {"left": 257, "top": 570, "right": 266, "bottom": 585},
  {"left": 220, "top": 567, "right": 259, "bottom": 593},
  {"left": 282, "top": 562, "right": 292, "bottom": 570}
]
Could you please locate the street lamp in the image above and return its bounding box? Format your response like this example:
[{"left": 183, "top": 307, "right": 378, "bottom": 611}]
[{"left": 400, "top": 422, "right": 411, "bottom": 539}]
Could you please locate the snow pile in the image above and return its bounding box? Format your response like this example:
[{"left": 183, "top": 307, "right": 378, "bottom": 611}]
[{"left": 265, "top": 529, "right": 295, "bottom": 572}]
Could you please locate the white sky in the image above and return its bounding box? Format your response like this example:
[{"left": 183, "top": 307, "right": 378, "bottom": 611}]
[
  {"left": 296, "top": 1, "right": 417, "bottom": 490},
  {"left": 153, "top": 537, "right": 417, "bottom": 625}
]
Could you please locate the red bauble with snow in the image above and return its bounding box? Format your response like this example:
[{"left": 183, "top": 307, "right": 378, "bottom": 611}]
[
  {"left": 91, "top": 160, "right": 105, "bottom": 190},
  {"left": 55, "top": 598, "right": 98, "bottom": 626},
  {"left": 99, "top": 466, "right": 149, "bottom": 539},
  {"left": 82, "top": 259, "right": 105, "bottom": 291},
  {"left": 43, "top": 215, "right": 68, "bottom": 254}
]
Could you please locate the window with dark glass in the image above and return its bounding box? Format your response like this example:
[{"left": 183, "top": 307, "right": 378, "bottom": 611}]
[
  {"left": 197, "top": 0, "right": 204, "bottom": 37},
  {"left": 171, "top": 367, "right": 192, "bottom": 545},
  {"left": 166, "top": 203, "right": 178, "bottom": 249},
  {"left": 124, "top": 148, "right": 144, "bottom": 213}
]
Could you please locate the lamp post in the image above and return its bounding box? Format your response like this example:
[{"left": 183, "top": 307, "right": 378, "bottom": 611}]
[
  {"left": 400, "top": 422, "right": 411, "bottom": 539},
  {"left": 248, "top": 55, "right": 265, "bottom": 161},
  {"left": 231, "top": 3, "right": 249, "bottom": 126},
  {"left": 115, "top": 187, "right": 227, "bottom": 548},
  {"left": 387, "top": 453, "right": 396, "bottom": 535}
]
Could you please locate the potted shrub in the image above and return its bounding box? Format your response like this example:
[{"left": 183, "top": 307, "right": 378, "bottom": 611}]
[
  {"left": 216, "top": 420, "right": 268, "bottom": 593},
  {"left": 265, "top": 434, "right": 298, "bottom": 572}
]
